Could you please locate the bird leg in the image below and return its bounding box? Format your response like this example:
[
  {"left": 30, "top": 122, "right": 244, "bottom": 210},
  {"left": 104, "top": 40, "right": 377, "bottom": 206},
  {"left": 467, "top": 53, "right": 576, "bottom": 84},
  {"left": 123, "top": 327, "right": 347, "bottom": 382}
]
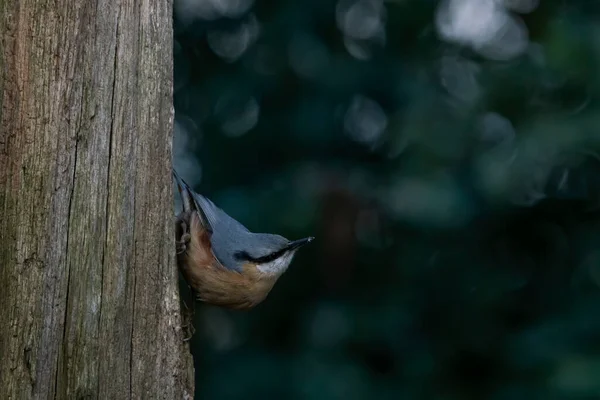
[
  {"left": 175, "top": 212, "right": 192, "bottom": 255},
  {"left": 181, "top": 293, "right": 196, "bottom": 342},
  {"left": 175, "top": 212, "right": 195, "bottom": 340}
]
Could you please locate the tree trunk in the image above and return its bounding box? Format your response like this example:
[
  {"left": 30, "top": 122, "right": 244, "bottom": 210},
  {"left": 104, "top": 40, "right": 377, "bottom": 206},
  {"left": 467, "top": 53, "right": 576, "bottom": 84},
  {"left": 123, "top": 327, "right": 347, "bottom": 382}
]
[{"left": 0, "top": 0, "right": 194, "bottom": 398}]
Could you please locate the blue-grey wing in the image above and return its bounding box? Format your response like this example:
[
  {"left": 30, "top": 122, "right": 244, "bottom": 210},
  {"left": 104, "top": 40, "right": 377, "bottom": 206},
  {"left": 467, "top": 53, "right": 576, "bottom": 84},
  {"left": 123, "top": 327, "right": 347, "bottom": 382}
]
[
  {"left": 173, "top": 169, "right": 214, "bottom": 233},
  {"left": 172, "top": 168, "right": 251, "bottom": 273}
]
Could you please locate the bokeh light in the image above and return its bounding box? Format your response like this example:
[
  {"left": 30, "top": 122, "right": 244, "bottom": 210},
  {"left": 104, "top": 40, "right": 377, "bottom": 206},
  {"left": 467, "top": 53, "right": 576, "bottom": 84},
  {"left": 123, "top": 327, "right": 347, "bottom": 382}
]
[{"left": 173, "top": 0, "right": 600, "bottom": 398}]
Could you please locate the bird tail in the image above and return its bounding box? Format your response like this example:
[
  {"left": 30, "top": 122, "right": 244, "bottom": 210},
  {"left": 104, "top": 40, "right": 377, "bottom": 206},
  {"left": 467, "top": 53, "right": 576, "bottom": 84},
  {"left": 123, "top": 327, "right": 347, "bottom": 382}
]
[
  {"left": 172, "top": 168, "right": 214, "bottom": 233},
  {"left": 172, "top": 168, "right": 194, "bottom": 214}
]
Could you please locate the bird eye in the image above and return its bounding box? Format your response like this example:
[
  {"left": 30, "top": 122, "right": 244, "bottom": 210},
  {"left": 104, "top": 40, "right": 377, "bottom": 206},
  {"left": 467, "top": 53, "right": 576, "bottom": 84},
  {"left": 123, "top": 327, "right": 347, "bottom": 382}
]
[
  {"left": 234, "top": 251, "right": 252, "bottom": 261},
  {"left": 233, "top": 250, "right": 284, "bottom": 263},
  {"left": 256, "top": 249, "right": 286, "bottom": 263}
]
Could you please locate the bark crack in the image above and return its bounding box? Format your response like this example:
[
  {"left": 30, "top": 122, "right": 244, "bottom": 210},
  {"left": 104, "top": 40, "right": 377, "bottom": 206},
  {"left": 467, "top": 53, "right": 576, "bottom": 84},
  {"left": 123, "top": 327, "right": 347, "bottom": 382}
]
[
  {"left": 99, "top": 1, "right": 120, "bottom": 395},
  {"left": 129, "top": 265, "right": 137, "bottom": 399},
  {"left": 129, "top": 144, "right": 137, "bottom": 400},
  {"left": 54, "top": 115, "right": 80, "bottom": 398}
]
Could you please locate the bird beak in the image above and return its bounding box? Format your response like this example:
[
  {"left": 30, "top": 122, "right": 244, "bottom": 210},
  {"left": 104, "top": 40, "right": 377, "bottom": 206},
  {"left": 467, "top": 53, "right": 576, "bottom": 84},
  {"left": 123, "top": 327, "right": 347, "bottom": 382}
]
[{"left": 286, "top": 236, "right": 314, "bottom": 251}]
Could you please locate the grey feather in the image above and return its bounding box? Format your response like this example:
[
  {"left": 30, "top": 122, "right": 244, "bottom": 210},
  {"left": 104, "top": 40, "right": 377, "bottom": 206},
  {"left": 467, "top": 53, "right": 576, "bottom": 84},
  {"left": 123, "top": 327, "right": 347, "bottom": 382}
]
[
  {"left": 173, "top": 169, "right": 291, "bottom": 272},
  {"left": 190, "top": 192, "right": 286, "bottom": 272}
]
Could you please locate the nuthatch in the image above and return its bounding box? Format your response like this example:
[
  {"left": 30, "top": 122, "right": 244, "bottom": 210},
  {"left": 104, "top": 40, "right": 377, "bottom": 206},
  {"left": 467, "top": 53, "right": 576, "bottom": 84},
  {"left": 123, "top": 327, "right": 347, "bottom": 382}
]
[{"left": 173, "top": 169, "right": 314, "bottom": 310}]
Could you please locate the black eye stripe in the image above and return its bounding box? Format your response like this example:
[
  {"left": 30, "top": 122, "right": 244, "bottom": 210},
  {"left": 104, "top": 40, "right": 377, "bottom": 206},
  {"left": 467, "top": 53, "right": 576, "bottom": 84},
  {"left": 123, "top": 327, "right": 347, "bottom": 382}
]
[
  {"left": 257, "top": 250, "right": 285, "bottom": 263},
  {"left": 234, "top": 249, "right": 286, "bottom": 263},
  {"left": 234, "top": 251, "right": 252, "bottom": 261}
]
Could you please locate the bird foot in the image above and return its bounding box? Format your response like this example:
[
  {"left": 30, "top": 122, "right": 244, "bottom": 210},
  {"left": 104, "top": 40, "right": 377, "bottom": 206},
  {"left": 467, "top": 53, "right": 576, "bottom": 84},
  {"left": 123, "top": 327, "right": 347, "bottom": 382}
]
[
  {"left": 182, "top": 321, "right": 195, "bottom": 342},
  {"left": 175, "top": 213, "right": 192, "bottom": 254},
  {"left": 181, "top": 288, "right": 197, "bottom": 342}
]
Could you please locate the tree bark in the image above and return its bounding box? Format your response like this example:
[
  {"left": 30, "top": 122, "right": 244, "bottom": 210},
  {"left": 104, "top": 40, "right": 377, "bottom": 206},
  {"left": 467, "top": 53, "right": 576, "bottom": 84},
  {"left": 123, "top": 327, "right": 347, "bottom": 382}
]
[{"left": 0, "top": 0, "right": 194, "bottom": 398}]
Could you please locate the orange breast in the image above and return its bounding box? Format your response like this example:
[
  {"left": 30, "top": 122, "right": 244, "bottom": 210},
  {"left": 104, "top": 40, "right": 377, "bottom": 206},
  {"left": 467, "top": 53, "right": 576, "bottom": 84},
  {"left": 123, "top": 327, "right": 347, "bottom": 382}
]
[{"left": 177, "top": 213, "right": 279, "bottom": 310}]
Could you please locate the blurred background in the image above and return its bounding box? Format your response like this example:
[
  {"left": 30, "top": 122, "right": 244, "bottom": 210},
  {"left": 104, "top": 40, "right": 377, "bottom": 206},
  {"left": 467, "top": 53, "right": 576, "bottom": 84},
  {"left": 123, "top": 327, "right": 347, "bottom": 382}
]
[{"left": 172, "top": 0, "right": 600, "bottom": 398}]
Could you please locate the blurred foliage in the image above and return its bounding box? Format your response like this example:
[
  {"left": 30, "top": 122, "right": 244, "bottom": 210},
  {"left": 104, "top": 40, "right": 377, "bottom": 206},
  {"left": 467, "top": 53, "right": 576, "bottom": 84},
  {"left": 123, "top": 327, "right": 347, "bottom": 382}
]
[{"left": 172, "top": 0, "right": 600, "bottom": 399}]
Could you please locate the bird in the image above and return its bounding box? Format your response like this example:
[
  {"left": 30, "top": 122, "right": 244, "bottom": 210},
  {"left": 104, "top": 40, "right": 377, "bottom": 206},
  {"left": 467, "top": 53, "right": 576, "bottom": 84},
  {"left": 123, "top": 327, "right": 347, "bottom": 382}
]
[{"left": 172, "top": 169, "right": 314, "bottom": 310}]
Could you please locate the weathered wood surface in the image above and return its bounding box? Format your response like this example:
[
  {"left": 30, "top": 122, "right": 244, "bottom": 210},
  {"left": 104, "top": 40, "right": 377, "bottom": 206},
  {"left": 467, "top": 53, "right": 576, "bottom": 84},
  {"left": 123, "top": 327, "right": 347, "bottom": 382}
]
[{"left": 0, "top": 0, "right": 194, "bottom": 398}]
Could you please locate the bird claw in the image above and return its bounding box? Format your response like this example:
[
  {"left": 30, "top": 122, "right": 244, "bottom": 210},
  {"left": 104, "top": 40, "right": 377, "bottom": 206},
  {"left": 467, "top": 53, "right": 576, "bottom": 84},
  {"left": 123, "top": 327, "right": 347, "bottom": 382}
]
[
  {"left": 182, "top": 322, "right": 196, "bottom": 342},
  {"left": 176, "top": 233, "right": 191, "bottom": 254},
  {"left": 175, "top": 214, "right": 192, "bottom": 254},
  {"left": 181, "top": 312, "right": 195, "bottom": 341},
  {"left": 181, "top": 288, "right": 197, "bottom": 342}
]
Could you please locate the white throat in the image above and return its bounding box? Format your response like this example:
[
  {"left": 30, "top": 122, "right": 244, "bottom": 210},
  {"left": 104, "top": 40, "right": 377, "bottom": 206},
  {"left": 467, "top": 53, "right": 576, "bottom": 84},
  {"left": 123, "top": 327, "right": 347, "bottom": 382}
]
[{"left": 256, "top": 251, "right": 296, "bottom": 276}]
